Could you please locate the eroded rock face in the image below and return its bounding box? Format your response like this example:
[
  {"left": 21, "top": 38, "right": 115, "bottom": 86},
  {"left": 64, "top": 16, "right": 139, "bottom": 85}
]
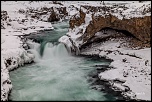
[
  {"left": 69, "top": 10, "right": 86, "bottom": 28},
  {"left": 47, "top": 7, "right": 68, "bottom": 22},
  {"left": 67, "top": 3, "right": 151, "bottom": 51},
  {"left": 82, "top": 14, "right": 151, "bottom": 44},
  {"left": 18, "top": 5, "right": 68, "bottom": 22}
]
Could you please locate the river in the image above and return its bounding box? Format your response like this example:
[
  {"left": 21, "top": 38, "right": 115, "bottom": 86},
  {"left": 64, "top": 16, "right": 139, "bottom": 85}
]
[{"left": 9, "top": 20, "right": 118, "bottom": 101}]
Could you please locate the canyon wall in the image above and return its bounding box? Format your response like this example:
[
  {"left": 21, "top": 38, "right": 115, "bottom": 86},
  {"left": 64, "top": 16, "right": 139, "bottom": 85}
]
[
  {"left": 60, "top": 2, "right": 151, "bottom": 52},
  {"left": 70, "top": 10, "right": 151, "bottom": 44}
]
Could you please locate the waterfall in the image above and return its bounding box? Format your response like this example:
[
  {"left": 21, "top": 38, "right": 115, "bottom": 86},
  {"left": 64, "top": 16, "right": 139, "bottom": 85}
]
[
  {"left": 42, "top": 42, "right": 69, "bottom": 59},
  {"left": 27, "top": 39, "right": 70, "bottom": 62},
  {"left": 10, "top": 39, "right": 114, "bottom": 101},
  {"left": 39, "top": 41, "right": 48, "bottom": 57}
]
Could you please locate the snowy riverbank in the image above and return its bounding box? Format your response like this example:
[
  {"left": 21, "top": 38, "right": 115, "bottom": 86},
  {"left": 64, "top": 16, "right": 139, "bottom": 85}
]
[
  {"left": 1, "top": 1, "right": 54, "bottom": 101},
  {"left": 80, "top": 37, "right": 151, "bottom": 101}
]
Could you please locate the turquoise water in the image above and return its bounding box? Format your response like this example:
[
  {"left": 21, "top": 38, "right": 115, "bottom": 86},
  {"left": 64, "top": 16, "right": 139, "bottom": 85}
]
[{"left": 9, "top": 21, "right": 117, "bottom": 101}]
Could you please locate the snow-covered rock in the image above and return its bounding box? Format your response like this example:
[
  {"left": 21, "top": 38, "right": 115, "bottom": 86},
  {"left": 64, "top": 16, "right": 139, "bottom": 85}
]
[
  {"left": 61, "top": 1, "right": 151, "bottom": 53},
  {"left": 80, "top": 37, "right": 151, "bottom": 101}
]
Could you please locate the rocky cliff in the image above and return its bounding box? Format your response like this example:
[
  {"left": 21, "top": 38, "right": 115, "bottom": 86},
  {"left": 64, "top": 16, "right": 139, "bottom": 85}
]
[
  {"left": 70, "top": 11, "right": 151, "bottom": 44},
  {"left": 60, "top": 2, "right": 151, "bottom": 52}
]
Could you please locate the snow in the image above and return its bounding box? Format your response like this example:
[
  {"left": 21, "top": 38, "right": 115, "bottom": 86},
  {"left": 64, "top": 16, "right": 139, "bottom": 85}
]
[
  {"left": 93, "top": 1, "right": 151, "bottom": 20},
  {"left": 113, "top": 83, "right": 126, "bottom": 91},
  {"left": 81, "top": 38, "right": 151, "bottom": 101},
  {"left": 1, "top": 1, "right": 55, "bottom": 101},
  {"left": 58, "top": 35, "right": 73, "bottom": 51},
  {"left": 84, "top": 14, "right": 92, "bottom": 32},
  {"left": 1, "top": 1, "right": 151, "bottom": 101},
  {"left": 62, "top": 1, "right": 102, "bottom": 9},
  {"left": 94, "top": 29, "right": 118, "bottom": 39}
]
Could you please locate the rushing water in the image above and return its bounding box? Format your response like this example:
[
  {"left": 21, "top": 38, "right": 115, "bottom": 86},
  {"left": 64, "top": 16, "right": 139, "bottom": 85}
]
[{"left": 9, "top": 20, "right": 117, "bottom": 101}]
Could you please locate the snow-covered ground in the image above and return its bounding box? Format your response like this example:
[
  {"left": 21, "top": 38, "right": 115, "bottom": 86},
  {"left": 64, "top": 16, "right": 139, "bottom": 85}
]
[{"left": 80, "top": 37, "right": 151, "bottom": 101}]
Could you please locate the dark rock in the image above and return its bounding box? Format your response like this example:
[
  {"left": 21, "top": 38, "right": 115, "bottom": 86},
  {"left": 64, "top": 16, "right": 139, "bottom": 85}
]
[
  {"left": 145, "top": 60, "right": 149, "bottom": 66},
  {"left": 122, "top": 58, "right": 127, "bottom": 62},
  {"left": 48, "top": 8, "right": 59, "bottom": 22},
  {"left": 123, "top": 71, "right": 128, "bottom": 77},
  {"left": 5, "top": 58, "right": 12, "bottom": 67},
  {"left": 1, "top": 10, "right": 9, "bottom": 21}
]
